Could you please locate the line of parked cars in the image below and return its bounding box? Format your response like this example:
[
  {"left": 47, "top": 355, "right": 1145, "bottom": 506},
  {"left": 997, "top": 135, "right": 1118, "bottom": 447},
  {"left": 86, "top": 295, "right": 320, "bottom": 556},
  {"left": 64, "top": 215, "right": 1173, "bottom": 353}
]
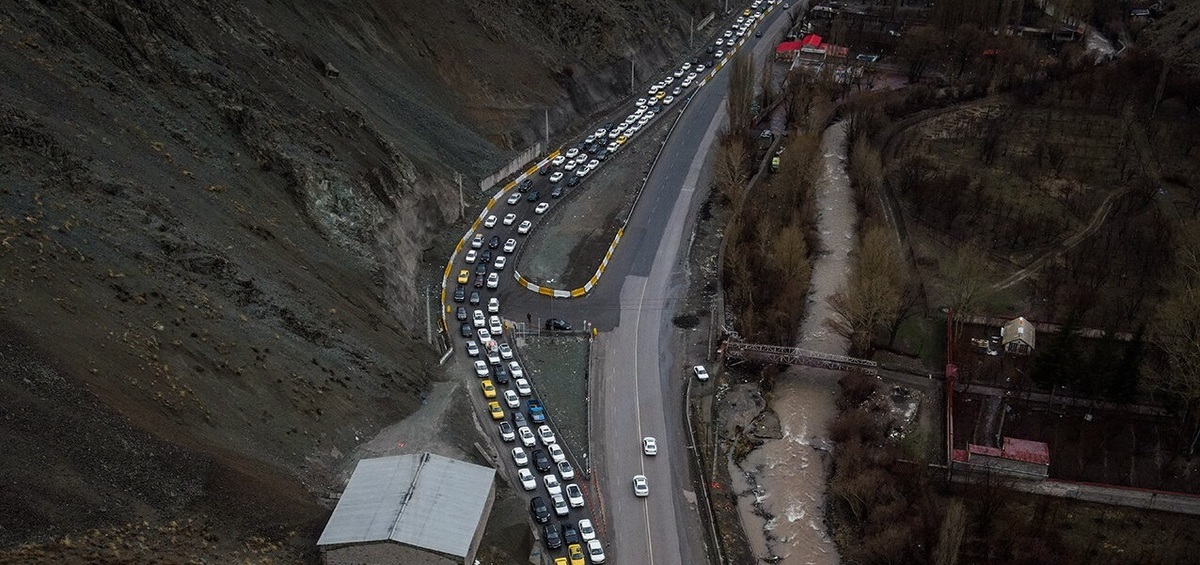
[{"left": 453, "top": 3, "right": 764, "bottom": 562}]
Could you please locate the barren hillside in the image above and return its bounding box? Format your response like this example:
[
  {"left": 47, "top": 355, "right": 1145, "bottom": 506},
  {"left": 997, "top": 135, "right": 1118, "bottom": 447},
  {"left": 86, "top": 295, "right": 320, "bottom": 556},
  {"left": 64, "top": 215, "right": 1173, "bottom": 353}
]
[{"left": 0, "top": 0, "right": 701, "bottom": 560}]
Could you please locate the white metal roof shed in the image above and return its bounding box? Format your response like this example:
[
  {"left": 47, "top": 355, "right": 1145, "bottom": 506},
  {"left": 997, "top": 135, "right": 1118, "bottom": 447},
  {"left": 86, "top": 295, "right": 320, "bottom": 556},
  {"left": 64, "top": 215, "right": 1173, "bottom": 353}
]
[{"left": 317, "top": 452, "right": 495, "bottom": 558}]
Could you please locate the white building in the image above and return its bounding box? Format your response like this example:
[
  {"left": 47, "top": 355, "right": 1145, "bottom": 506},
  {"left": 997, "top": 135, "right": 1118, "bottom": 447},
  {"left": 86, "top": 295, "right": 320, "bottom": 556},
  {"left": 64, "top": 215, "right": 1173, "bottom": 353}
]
[{"left": 318, "top": 452, "right": 496, "bottom": 565}]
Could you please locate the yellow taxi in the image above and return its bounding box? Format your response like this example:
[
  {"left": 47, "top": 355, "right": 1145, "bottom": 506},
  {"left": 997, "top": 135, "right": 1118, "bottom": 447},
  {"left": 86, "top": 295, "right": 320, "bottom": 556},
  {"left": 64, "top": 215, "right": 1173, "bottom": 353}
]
[
  {"left": 488, "top": 401, "right": 504, "bottom": 420},
  {"left": 554, "top": 558, "right": 568, "bottom": 565},
  {"left": 616, "top": 135, "right": 628, "bottom": 145},
  {"left": 457, "top": 269, "right": 469, "bottom": 284},
  {"left": 655, "top": 90, "right": 665, "bottom": 100},
  {"left": 480, "top": 379, "right": 497, "bottom": 399},
  {"left": 567, "top": 544, "right": 585, "bottom": 565},
  {"left": 743, "top": 8, "right": 751, "bottom": 16}
]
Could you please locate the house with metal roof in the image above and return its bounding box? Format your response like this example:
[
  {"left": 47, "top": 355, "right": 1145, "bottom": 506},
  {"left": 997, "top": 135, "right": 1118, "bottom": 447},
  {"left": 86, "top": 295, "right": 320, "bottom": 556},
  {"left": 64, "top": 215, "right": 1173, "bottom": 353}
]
[
  {"left": 318, "top": 452, "right": 496, "bottom": 565},
  {"left": 953, "top": 437, "right": 1051, "bottom": 479},
  {"left": 1001, "top": 316, "right": 1036, "bottom": 355}
]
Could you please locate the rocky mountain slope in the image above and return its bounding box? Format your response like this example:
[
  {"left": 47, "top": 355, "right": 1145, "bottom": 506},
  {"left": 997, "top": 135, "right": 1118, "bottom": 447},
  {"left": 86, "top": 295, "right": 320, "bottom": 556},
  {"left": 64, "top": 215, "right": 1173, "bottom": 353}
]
[{"left": 0, "top": 0, "right": 703, "bottom": 560}]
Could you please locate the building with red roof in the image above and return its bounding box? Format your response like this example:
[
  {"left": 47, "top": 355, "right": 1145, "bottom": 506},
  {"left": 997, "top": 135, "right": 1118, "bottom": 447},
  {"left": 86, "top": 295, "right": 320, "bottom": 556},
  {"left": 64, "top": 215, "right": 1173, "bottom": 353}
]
[{"left": 953, "top": 436, "right": 1051, "bottom": 479}]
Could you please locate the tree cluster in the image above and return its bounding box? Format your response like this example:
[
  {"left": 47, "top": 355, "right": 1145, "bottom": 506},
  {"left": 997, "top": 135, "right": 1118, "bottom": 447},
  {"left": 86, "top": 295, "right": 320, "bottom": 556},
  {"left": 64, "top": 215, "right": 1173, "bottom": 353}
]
[
  {"left": 722, "top": 134, "right": 822, "bottom": 344},
  {"left": 828, "top": 370, "right": 941, "bottom": 565},
  {"left": 827, "top": 225, "right": 920, "bottom": 356}
]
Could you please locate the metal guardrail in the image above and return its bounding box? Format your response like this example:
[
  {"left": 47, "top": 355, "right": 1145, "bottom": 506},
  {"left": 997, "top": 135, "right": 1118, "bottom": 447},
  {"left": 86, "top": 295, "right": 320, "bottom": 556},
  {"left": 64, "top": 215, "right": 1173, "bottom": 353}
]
[{"left": 723, "top": 340, "right": 878, "bottom": 374}]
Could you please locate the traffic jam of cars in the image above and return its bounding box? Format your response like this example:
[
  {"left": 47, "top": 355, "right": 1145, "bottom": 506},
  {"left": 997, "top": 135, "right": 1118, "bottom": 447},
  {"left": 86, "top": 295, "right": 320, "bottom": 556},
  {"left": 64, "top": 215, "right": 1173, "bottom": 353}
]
[{"left": 449, "top": 2, "right": 773, "bottom": 562}]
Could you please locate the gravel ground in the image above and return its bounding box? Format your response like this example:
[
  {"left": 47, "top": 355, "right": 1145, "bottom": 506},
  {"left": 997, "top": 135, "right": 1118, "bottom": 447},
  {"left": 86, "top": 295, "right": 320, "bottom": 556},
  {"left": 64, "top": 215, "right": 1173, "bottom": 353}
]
[{"left": 513, "top": 334, "right": 592, "bottom": 473}]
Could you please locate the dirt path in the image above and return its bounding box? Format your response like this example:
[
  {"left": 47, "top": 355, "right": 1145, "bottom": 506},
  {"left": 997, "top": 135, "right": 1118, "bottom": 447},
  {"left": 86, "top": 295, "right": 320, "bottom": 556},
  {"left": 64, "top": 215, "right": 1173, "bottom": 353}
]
[{"left": 991, "top": 186, "right": 1128, "bottom": 290}]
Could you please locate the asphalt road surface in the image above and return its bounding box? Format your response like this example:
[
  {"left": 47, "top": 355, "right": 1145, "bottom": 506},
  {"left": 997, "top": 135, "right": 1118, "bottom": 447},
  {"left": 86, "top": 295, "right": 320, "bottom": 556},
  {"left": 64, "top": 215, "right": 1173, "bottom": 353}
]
[{"left": 464, "top": 3, "right": 800, "bottom": 563}]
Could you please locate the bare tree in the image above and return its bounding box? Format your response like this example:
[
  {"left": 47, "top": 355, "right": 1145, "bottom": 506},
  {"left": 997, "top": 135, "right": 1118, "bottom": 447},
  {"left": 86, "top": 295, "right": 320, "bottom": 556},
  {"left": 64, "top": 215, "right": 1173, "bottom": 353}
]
[
  {"left": 933, "top": 499, "right": 967, "bottom": 565},
  {"left": 897, "top": 27, "right": 947, "bottom": 83},
  {"left": 828, "top": 226, "right": 909, "bottom": 356},
  {"left": 759, "top": 59, "right": 777, "bottom": 112},
  {"left": 727, "top": 51, "right": 755, "bottom": 134},
  {"left": 940, "top": 242, "right": 992, "bottom": 329},
  {"left": 713, "top": 135, "right": 749, "bottom": 204},
  {"left": 1148, "top": 222, "right": 1200, "bottom": 453}
]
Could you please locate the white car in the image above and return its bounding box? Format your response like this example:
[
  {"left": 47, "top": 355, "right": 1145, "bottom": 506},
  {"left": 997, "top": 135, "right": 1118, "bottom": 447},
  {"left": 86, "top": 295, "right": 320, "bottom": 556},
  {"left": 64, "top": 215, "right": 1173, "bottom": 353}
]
[
  {"left": 470, "top": 233, "right": 484, "bottom": 249},
  {"left": 551, "top": 493, "right": 569, "bottom": 516},
  {"left": 551, "top": 155, "right": 566, "bottom": 166},
  {"left": 586, "top": 539, "right": 606, "bottom": 563},
  {"left": 687, "top": 72, "right": 697, "bottom": 81},
  {"left": 557, "top": 460, "right": 575, "bottom": 480},
  {"left": 576, "top": 164, "right": 590, "bottom": 177},
  {"left": 518, "top": 426, "right": 536, "bottom": 447},
  {"left": 587, "top": 159, "right": 599, "bottom": 169},
  {"left": 648, "top": 85, "right": 659, "bottom": 95},
  {"left": 632, "top": 475, "right": 649, "bottom": 497},
  {"left": 498, "top": 421, "right": 515, "bottom": 441},
  {"left": 503, "top": 238, "right": 517, "bottom": 253},
  {"left": 565, "top": 483, "right": 585, "bottom": 508},
  {"left": 565, "top": 147, "right": 579, "bottom": 158},
  {"left": 465, "top": 341, "right": 479, "bottom": 357},
  {"left": 476, "top": 328, "right": 491, "bottom": 343},
  {"left": 663, "top": 96, "right": 674, "bottom": 105},
  {"left": 693, "top": 365, "right": 709, "bottom": 381},
  {"left": 487, "top": 351, "right": 501, "bottom": 366},
  {"left": 574, "top": 153, "right": 587, "bottom": 164},
  {"left": 487, "top": 273, "right": 499, "bottom": 289},
  {"left": 564, "top": 159, "right": 578, "bottom": 171},
  {"left": 489, "top": 315, "right": 503, "bottom": 336},
  {"left": 594, "top": 128, "right": 607, "bottom": 137},
  {"left": 518, "top": 220, "right": 532, "bottom": 234},
  {"left": 535, "top": 202, "right": 550, "bottom": 214},
  {"left": 537, "top": 425, "right": 556, "bottom": 445},
  {"left": 506, "top": 192, "right": 522, "bottom": 205},
  {"left": 682, "top": 61, "right": 692, "bottom": 70},
  {"left": 647, "top": 97, "right": 658, "bottom": 107},
  {"left": 472, "top": 309, "right": 486, "bottom": 328},
  {"left": 607, "top": 141, "right": 620, "bottom": 153},
  {"left": 543, "top": 474, "right": 562, "bottom": 496},
  {"left": 515, "top": 378, "right": 532, "bottom": 396},
  {"left": 499, "top": 343, "right": 514, "bottom": 360},
  {"left": 643, "top": 437, "right": 658, "bottom": 455},
  {"left": 715, "top": 50, "right": 724, "bottom": 58},
  {"left": 484, "top": 215, "right": 497, "bottom": 228},
  {"left": 673, "top": 68, "right": 684, "bottom": 77},
  {"left": 548, "top": 442, "right": 566, "bottom": 463},
  {"left": 518, "top": 468, "right": 537, "bottom": 490},
  {"left": 509, "top": 361, "right": 524, "bottom": 379},
  {"left": 504, "top": 389, "right": 520, "bottom": 409},
  {"left": 488, "top": 297, "right": 500, "bottom": 313},
  {"left": 635, "top": 98, "right": 647, "bottom": 107},
  {"left": 494, "top": 256, "right": 507, "bottom": 270},
  {"left": 681, "top": 79, "right": 693, "bottom": 88},
  {"left": 584, "top": 133, "right": 596, "bottom": 144},
  {"left": 503, "top": 213, "right": 517, "bottom": 225},
  {"left": 696, "top": 64, "right": 706, "bottom": 72},
  {"left": 723, "top": 29, "right": 733, "bottom": 38},
  {"left": 473, "top": 360, "right": 489, "bottom": 378},
  {"left": 549, "top": 171, "right": 564, "bottom": 183},
  {"left": 464, "top": 249, "right": 478, "bottom": 263},
  {"left": 579, "top": 519, "right": 596, "bottom": 541},
  {"left": 513, "top": 446, "right": 529, "bottom": 466}
]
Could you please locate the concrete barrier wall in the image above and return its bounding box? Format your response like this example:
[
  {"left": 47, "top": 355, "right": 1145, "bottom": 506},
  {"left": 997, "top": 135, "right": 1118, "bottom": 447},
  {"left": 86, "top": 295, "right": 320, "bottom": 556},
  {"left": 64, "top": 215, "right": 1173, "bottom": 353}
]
[{"left": 478, "top": 143, "right": 544, "bottom": 192}]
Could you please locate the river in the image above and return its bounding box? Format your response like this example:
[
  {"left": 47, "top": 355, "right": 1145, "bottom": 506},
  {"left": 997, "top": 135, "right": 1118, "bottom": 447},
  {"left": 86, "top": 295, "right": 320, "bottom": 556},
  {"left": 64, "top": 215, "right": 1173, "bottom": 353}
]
[{"left": 729, "top": 121, "right": 854, "bottom": 564}]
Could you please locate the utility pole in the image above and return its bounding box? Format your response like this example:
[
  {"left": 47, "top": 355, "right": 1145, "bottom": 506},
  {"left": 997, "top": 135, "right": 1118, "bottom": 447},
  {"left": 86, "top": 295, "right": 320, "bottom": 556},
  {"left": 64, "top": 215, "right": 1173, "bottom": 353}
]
[
  {"left": 544, "top": 109, "right": 550, "bottom": 151},
  {"left": 690, "top": 15, "right": 694, "bottom": 49},
  {"left": 454, "top": 170, "right": 464, "bottom": 220},
  {"left": 630, "top": 59, "right": 635, "bottom": 94},
  {"left": 425, "top": 285, "right": 432, "bottom": 343}
]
